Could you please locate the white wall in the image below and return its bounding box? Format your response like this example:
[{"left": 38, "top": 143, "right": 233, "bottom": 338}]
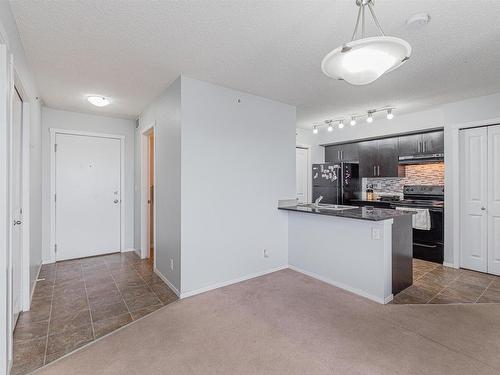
[
  {"left": 296, "top": 128, "right": 324, "bottom": 164},
  {"left": 136, "top": 78, "right": 182, "bottom": 292},
  {"left": 180, "top": 77, "right": 295, "bottom": 295},
  {"left": 29, "top": 100, "right": 42, "bottom": 293},
  {"left": 41, "top": 107, "right": 135, "bottom": 262},
  {"left": 0, "top": 3, "right": 41, "bottom": 374}
]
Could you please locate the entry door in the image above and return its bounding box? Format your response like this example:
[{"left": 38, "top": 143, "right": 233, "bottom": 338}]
[
  {"left": 488, "top": 125, "right": 500, "bottom": 275},
  {"left": 460, "top": 127, "right": 488, "bottom": 272},
  {"left": 11, "top": 88, "right": 23, "bottom": 326},
  {"left": 296, "top": 148, "right": 309, "bottom": 203},
  {"left": 55, "top": 133, "right": 121, "bottom": 261}
]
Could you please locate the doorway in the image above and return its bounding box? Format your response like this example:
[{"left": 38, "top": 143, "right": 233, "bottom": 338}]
[
  {"left": 11, "top": 87, "right": 23, "bottom": 328},
  {"left": 140, "top": 124, "right": 156, "bottom": 263},
  {"left": 50, "top": 129, "right": 125, "bottom": 261},
  {"left": 459, "top": 125, "right": 500, "bottom": 276},
  {"left": 148, "top": 132, "right": 155, "bottom": 261}
]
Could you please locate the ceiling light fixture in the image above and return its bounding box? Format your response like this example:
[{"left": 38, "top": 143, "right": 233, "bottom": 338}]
[
  {"left": 311, "top": 106, "right": 394, "bottom": 133},
  {"left": 87, "top": 96, "right": 111, "bottom": 107},
  {"left": 321, "top": 0, "right": 411, "bottom": 85},
  {"left": 366, "top": 112, "right": 374, "bottom": 123}
]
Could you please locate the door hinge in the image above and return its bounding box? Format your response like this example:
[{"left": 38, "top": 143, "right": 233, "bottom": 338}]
[
  {"left": 54, "top": 194, "right": 57, "bottom": 202},
  {"left": 54, "top": 244, "right": 57, "bottom": 253},
  {"left": 54, "top": 143, "right": 57, "bottom": 152}
]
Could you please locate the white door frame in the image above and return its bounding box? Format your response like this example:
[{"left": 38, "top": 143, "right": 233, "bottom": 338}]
[
  {"left": 140, "top": 123, "right": 156, "bottom": 266},
  {"left": 12, "top": 74, "right": 32, "bottom": 315},
  {"left": 0, "top": 26, "right": 13, "bottom": 375},
  {"left": 49, "top": 128, "right": 126, "bottom": 263},
  {"left": 448, "top": 116, "right": 500, "bottom": 269},
  {"left": 296, "top": 144, "right": 312, "bottom": 203}
]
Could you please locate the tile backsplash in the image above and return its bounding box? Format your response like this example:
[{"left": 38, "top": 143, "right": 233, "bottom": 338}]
[{"left": 363, "top": 162, "right": 445, "bottom": 196}]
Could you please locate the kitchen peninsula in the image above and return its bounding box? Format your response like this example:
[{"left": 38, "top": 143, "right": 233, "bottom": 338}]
[{"left": 279, "top": 203, "right": 415, "bottom": 304}]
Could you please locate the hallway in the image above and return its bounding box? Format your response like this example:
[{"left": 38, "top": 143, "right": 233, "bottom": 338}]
[{"left": 12, "top": 252, "right": 177, "bottom": 375}]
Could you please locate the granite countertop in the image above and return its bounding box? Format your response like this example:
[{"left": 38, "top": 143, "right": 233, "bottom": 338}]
[{"left": 278, "top": 204, "right": 415, "bottom": 222}]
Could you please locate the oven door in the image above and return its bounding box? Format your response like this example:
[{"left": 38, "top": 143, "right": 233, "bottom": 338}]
[{"left": 391, "top": 205, "right": 444, "bottom": 264}]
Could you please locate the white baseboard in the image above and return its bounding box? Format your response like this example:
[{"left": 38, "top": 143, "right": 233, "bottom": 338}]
[
  {"left": 121, "top": 248, "right": 136, "bottom": 253},
  {"left": 154, "top": 267, "right": 181, "bottom": 297},
  {"left": 288, "top": 265, "right": 389, "bottom": 304},
  {"left": 443, "top": 261, "right": 458, "bottom": 269},
  {"left": 42, "top": 259, "right": 54, "bottom": 265},
  {"left": 24, "top": 262, "right": 43, "bottom": 311},
  {"left": 180, "top": 265, "right": 289, "bottom": 299}
]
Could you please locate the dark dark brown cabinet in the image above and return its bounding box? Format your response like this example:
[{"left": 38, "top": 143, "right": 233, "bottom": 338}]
[
  {"left": 358, "top": 137, "right": 400, "bottom": 178},
  {"left": 358, "top": 140, "right": 379, "bottom": 177},
  {"left": 398, "top": 131, "right": 444, "bottom": 155},
  {"left": 325, "top": 143, "right": 359, "bottom": 163},
  {"left": 422, "top": 131, "right": 444, "bottom": 154}
]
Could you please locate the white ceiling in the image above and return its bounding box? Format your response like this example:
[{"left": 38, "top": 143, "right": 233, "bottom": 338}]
[{"left": 10, "top": 0, "right": 500, "bottom": 127}]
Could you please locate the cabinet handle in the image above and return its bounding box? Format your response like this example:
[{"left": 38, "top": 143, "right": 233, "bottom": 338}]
[
  {"left": 341, "top": 150, "right": 343, "bottom": 159},
  {"left": 338, "top": 150, "right": 340, "bottom": 160},
  {"left": 373, "top": 166, "right": 376, "bottom": 176},
  {"left": 377, "top": 165, "right": 380, "bottom": 176}
]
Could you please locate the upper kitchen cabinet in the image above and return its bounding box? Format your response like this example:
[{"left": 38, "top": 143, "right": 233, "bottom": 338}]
[
  {"left": 325, "top": 142, "right": 359, "bottom": 163},
  {"left": 378, "top": 138, "right": 401, "bottom": 177},
  {"left": 359, "top": 138, "right": 401, "bottom": 178},
  {"left": 398, "top": 130, "right": 444, "bottom": 155},
  {"left": 358, "top": 139, "right": 379, "bottom": 177},
  {"left": 422, "top": 131, "right": 444, "bottom": 154},
  {"left": 398, "top": 133, "right": 422, "bottom": 155}
]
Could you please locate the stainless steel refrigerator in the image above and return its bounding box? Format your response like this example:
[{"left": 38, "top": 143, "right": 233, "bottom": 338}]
[{"left": 312, "top": 162, "right": 360, "bottom": 205}]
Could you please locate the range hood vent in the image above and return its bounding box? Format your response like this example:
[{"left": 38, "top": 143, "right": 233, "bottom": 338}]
[{"left": 398, "top": 153, "right": 444, "bottom": 165}]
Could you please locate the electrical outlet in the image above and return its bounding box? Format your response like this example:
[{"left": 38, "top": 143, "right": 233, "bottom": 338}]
[
  {"left": 371, "top": 228, "right": 381, "bottom": 240},
  {"left": 263, "top": 249, "right": 269, "bottom": 258},
  {"left": 170, "top": 258, "right": 174, "bottom": 271}
]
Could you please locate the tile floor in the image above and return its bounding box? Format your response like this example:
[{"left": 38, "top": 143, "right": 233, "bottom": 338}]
[
  {"left": 12, "top": 251, "right": 177, "bottom": 375},
  {"left": 392, "top": 258, "right": 500, "bottom": 304}
]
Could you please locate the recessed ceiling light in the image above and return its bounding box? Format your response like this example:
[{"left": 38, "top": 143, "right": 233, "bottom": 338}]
[{"left": 87, "top": 96, "right": 111, "bottom": 107}]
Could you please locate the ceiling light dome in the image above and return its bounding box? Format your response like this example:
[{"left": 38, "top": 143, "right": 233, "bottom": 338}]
[
  {"left": 88, "top": 96, "right": 111, "bottom": 107},
  {"left": 321, "top": 0, "right": 411, "bottom": 85}
]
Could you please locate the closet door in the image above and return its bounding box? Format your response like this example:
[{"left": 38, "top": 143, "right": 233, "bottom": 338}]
[
  {"left": 488, "top": 125, "right": 500, "bottom": 276},
  {"left": 460, "top": 128, "right": 488, "bottom": 273}
]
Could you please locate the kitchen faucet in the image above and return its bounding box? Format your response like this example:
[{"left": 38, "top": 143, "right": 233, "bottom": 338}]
[{"left": 314, "top": 195, "right": 323, "bottom": 207}]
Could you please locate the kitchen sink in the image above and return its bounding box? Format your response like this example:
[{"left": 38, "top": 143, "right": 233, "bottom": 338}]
[{"left": 299, "top": 203, "right": 358, "bottom": 211}]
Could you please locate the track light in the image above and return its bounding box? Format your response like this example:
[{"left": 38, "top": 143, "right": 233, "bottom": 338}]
[
  {"left": 366, "top": 112, "right": 374, "bottom": 123},
  {"left": 313, "top": 125, "right": 318, "bottom": 134},
  {"left": 327, "top": 121, "right": 333, "bottom": 132},
  {"left": 386, "top": 108, "right": 394, "bottom": 120},
  {"left": 338, "top": 120, "right": 344, "bottom": 129},
  {"left": 350, "top": 116, "right": 356, "bottom": 126}
]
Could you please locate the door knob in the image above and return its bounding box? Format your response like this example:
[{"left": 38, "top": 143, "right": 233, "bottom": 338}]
[
  {"left": 481, "top": 207, "right": 486, "bottom": 211},
  {"left": 13, "top": 220, "right": 22, "bottom": 226},
  {"left": 114, "top": 199, "right": 119, "bottom": 204}
]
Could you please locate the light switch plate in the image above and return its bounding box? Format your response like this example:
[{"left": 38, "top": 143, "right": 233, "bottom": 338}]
[{"left": 371, "top": 228, "right": 381, "bottom": 240}]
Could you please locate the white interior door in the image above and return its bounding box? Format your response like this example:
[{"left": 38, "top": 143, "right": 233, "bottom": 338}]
[
  {"left": 11, "top": 88, "right": 23, "bottom": 327},
  {"left": 55, "top": 133, "right": 121, "bottom": 261},
  {"left": 296, "top": 147, "right": 309, "bottom": 203},
  {"left": 460, "top": 127, "right": 488, "bottom": 272},
  {"left": 488, "top": 125, "right": 500, "bottom": 276}
]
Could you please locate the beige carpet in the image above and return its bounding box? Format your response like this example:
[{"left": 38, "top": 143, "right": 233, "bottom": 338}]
[{"left": 34, "top": 269, "right": 500, "bottom": 375}]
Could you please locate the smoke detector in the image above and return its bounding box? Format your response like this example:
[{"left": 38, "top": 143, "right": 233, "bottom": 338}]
[{"left": 406, "top": 13, "right": 431, "bottom": 27}]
